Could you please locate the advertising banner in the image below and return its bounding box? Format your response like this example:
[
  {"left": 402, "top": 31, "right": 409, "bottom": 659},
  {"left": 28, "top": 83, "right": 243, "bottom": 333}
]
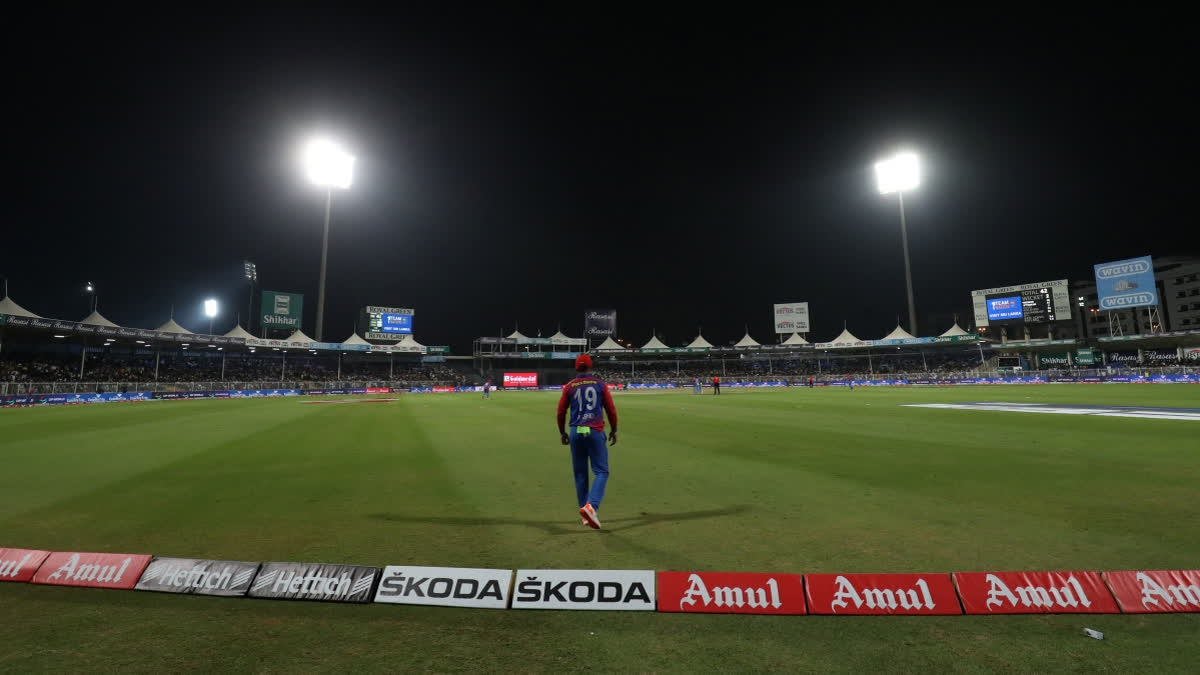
[
  {"left": 0, "top": 548, "right": 51, "bottom": 583},
  {"left": 1102, "top": 570, "right": 1200, "bottom": 613},
  {"left": 512, "top": 569, "right": 655, "bottom": 611},
  {"left": 248, "top": 562, "right": 380, "bottom": 603},
  {"left": 584, "top": 309, "right": 617, "bottom": 339},
  {"left": 953, "top": 571, "right": 1119, "bottom": 614},
  {"left": 503, "top": 372, "right": 538, "bottom": 388},
  {"left": 135, "top": 558, "right": 260, "bottom": 597},
  {"left": 657, "top": 572, "right": 806, "bottom": 614},
  {"left": 32, "top": 551, "right": 153, "bottom": 590},
  {"left": 1095, "top": 255, "right": 1157, "bottom": 310},
  {"left": 374, "top": 566, "right": 513, "bottom": 609},
  {"left": 772, "top": 302, "right": 810, "bottom": 334},
  {"left": 261, "top": 291, "right": 304, "bottom": 331},
  {"left": 804, "top": 573, "right": 961, "bottom": 615}
]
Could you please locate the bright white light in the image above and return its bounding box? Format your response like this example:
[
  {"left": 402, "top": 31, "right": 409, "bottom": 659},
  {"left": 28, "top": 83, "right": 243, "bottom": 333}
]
[
  {"left": 204, "top": 299, "right": 218, "bottom": 318},
  {"left": 135, "top": 340, "right": 145, "bottom": 344},
  {"left": 105, "top": 338, "right": 115, "bottom": 342},
  {"left": 85, "top": 283, "right": 94, "bottom": 292},
  {"left": 304, "top": 138, "right": 355, "bottom": 189},
  {"left": 875, "top": 151, "right": 920, "bottom": 194},
  {"left": 53, "top": 334, "right": 66, "bottom": 338}
]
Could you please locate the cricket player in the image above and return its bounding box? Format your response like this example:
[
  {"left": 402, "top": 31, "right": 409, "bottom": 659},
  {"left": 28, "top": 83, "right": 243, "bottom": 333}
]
[
  {"left": 556, "top": 354, "right": 619, "bottom": 529},
  {"left": 712, "top": 375, "right": 721, "bottom": 395},
  {"left": 482, "top": 380, "right": 491, "bottom": 400},
  {"left": 693, "top": 376, "right": 701, "bottom": 394}
]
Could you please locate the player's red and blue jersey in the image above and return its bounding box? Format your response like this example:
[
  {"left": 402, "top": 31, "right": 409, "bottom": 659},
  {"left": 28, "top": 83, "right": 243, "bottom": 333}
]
[{"left": 557, "top": 376, "right": 618, "bottom": 433}]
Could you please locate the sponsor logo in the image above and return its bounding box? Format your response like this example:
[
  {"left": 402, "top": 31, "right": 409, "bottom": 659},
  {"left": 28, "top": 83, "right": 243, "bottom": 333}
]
[
  {"left": 776, "top": 306, "right": 793, "bottom": 314},
  {"left": 247, "top": 562, "right": 379, "bottom": 603},
  {"left": 512, "top": 569, "right": 655, "bottom": 611},
  {"left": 1096, "top": 260, "right": 1151, "bottom": 278},
  {"left": 33, "top": 551, "right": 152, "bottom": 590},
  {"left": 0, "top": 548, "right": 51, "bottom": 583},
  {"left": 1100, "top": 292, "right": 1156, "bottom": 309},
  {"left": 135, "top": 557, "right": 260, "bottom": 597},
  {"left": 805, "top": 573, "right": 961, "bottom": 615},
  {"left": 374, "top": 566, "right": 512, "bottom": 609},
  {"left": 777, "top": 321, "right": 795, "bottom": 330},
  {"left": 1103, "top": 570, "right": 1200, "bottom": 613},
  {"left": 657, "top": 572, "right": 806, "bottom": 614},
  {"left": 953, "top": 571, "right": 1119, "bottom": 614},
  {"left": 503, "top": 372, "right": 538, "bottom": 387}
]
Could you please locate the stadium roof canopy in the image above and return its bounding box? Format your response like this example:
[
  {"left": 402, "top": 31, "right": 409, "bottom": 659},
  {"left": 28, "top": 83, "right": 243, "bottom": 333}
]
[
  {"left": 223, "top": 325, "right": 256, "bottom": 340},
  {"left": 285, "top": 329, "right": 316, "bottom": 343},
  {"left": 686, "top": 334, "right": 714, "bottom": 348},
  {"left": 940, "top": 322, "right": 969, "bottom": 337},
  {"left": 155, "top": 318, "right": 189, "bottom": 333},
  {"left": 398, "top": 334, "right": 424, "bottom": 348},
  {"left": 341, "top": 332, "right": 370, "bottom": 345},
  {"left": 80, "top": 310, "right": 119, "bottom": 327},
  {"left": 641, "top": 335, "right": 669, "bottom": 350},
  {"left": 0, "top": 295, "right": 42, "bottom": 318},
  {"left": 594, "top": 336, "right": 626, "bottom": 350},
  {"left": 879, "top": 325, "right": 916, "bottom": 341},
  {"left": 828, "top": 327, "right": 863, "bottom": 344},
  {"left": 507, "top": 329, "right": 527, "bottom": 339},
  {"left": 549, "top": 330, "right": 578, "bottom": 342},
  {"left": 733, "top": 332, "right": 760, "bottom": 347},
  {"left": 782, "top": 332, "right": 809, "bottom": 345}
]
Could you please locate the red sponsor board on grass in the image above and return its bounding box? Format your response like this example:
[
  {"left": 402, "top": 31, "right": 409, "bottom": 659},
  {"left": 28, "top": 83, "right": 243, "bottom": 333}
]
[
  {"left": 0, "top": 548, "right": 51, "bottom": 583},
  {"left": 953, "top": 571, "right": 1119, "bottom": 614},
  {"left": 1103, "top": 570, "right": 1200, "bottom": 613},
  {"left": 503, "top": 372, "right": 538, "bottom": 388},
  {"left": 656, "top": 571, "right": 807, "bottom": 614},
  {"left": 366, "top": 387, "right": 389, "bottom": 394},
  {"left": 804, "top": 573, "right": 962, "bottom": 615},
  {"left": 432, "top": 386, "right": 455, "bottom": 393},
  {"left": 32, "top": 551, "right": 152, "bottom": 590}
]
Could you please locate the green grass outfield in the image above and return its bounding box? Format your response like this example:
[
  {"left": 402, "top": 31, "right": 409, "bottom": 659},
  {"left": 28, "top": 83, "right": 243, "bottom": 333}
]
[{"left": 2, "top": 384, "right": 1198, "bottom": 673}]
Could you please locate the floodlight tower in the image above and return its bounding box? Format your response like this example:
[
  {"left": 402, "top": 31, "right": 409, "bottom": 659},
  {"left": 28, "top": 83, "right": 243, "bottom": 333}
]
[
  {"left": 204, "top": 298, "right": 218, "bottom": 335},
  {"left": 875, "top": 151, "right": 921, "bottom": 336},
  {"left": 303, "top": 138, "right": 355, "bottom": 341}
]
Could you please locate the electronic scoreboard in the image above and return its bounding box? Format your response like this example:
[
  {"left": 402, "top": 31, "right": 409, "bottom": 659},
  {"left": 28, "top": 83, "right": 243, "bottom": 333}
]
[
  {"left": 361, "top": 305, "right": 414, "bottom": 341},
  {"left": 971, "top": 279, "right": 1071, "bottom": 327}
]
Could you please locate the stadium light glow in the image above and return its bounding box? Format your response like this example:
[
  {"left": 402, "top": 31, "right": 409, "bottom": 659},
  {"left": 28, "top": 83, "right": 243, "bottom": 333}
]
[
  {"left": 875, "top": 150, "right": 921, "bottom": 336},
  {"left": 204, "top": 299, "right": 218, "bottom": 318},
  {"left": 304, "top": 138, "right": 355, "bottom": 189},
  {"left": 53, "top": 334, "right": 66, "bottom": 338},
  {"left": 874, "top": 152, "right": 920, "bottom": 194}
]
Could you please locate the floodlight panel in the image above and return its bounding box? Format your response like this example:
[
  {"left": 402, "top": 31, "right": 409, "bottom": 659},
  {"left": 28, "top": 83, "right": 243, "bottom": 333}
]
[
  {"left": 204, "top": 299, "right": 218, "bottom": 317},
  {"left": 305, "top": 139, "right": 355, "bottom": 188},
  {"left": 875, "top": 152, "right": 920, "bottom": 194}
]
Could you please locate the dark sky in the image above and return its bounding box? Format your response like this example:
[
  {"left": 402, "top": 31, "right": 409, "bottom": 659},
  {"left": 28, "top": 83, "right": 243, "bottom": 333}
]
[{"left": 3, "top": 12, "right": 1194, "bottom": 350}]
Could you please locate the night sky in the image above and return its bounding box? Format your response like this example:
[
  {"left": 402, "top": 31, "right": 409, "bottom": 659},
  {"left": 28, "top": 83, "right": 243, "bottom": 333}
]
[{"left": 4, "top": 12, "right": 1194, "bottom": 351}]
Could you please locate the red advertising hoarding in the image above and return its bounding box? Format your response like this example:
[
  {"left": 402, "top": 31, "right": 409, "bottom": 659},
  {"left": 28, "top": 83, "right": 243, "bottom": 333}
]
[
  {"left": 656, "top": 571, "right": 807, "bottom": 614},
  {"left": 32, "top": 551, "right": 153, "bottom": 590},
  {"left": 804, "top": 573, "right": 962, "bottom": 615},
  {"left": 0, "top": 548, "right": 51, "bottom": 583},
  {"left": 1103, "top": 570, "right": 1200, "bottom": 613},
  {"left": 504, "top": 372, "right": 538, "bottom": 388},
  {"left": 953, "top": 571, "right": 1119, "bottom": 614}
]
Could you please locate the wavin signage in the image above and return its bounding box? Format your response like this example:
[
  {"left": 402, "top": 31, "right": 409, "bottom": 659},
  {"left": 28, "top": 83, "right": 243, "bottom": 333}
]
[{"left": 1094, "top": 256, "right": 1157, "bottom": 310}]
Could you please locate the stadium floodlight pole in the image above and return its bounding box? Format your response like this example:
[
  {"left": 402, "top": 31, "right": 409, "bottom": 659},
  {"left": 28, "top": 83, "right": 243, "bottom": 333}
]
[
  {"left": 85, "top": 281, "right": 97, "bottom": 313},
  {"left": 874, "top": 151, "right": 921, "bottom": 336},
  {"left": 204, "top": 298, "right": 218, "bottom": 335},
  {"left": 304, "top": 137, "right": 356, "bottom": 342}
]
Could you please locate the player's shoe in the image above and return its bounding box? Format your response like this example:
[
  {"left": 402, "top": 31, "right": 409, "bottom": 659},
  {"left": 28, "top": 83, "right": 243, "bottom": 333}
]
[
  {"left": 580, "top": 503, "right": 601, "bottom": 529},
  {"left": 581, "top": 517, "right": 589, "bottom": 526}
]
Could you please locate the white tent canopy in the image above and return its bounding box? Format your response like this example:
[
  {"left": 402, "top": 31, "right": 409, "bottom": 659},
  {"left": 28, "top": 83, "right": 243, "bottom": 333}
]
[
  {"left": 686, "top": 334, "right": 714, "bottom": 349},
  {"left": 155, "top": 318, "right": 189, "bottom": 334},
  {"left": 285, "top": 329, "right": 316, "bottom": 344},
  {"left": 594, "top": 336, "right": 626, "bottom": 351},
  {"left": 880, "top": 325, "right": 916, "bottom": 341},
  {"left": 782, "top": 332, "right": 809, "bottom": 345},
  {"left": 940, "top": 322, "right": 969, "bottom": 337},
  {"left": 828, "top": 327, "right": 863, "bottom": 345},
  {"left": 0, "top": 296, "right": 42, "bottom": 318},
  {"left": 641, "top": 335, "right": 669, "bottom": 350},
  {"left": 399, "top": 334, "right": 424, "bottom": 348},
  {"left": 223, "top": 325, "right": 256, "bottom": 340},
  {"left": 80, "top": 310, "right": 119, "bottom": 327},
  {"left": 733, "top": 332, "right": 760, "bottom": 347},
  {"left": 507, "top": 329, "right": 527, "bottom": 339},
  {"left": 341, "top": 332, "right": 370, "bottom": 345}
]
